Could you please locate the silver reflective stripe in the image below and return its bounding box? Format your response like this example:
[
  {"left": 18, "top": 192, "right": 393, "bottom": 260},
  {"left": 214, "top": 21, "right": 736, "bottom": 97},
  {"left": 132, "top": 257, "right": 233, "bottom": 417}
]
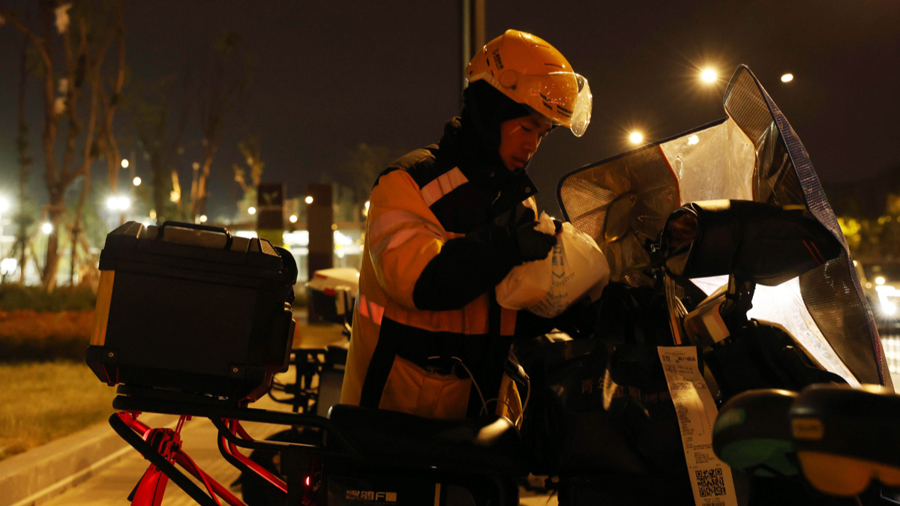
[
  {"left": 420, "top": 167, "right": 468, "bottom": 206},
  {"left": 368, "top": 210, "right": 429, "bottom": 240},
  {"left": 369, "top": 211, "right": 444, "bottom": 258}
]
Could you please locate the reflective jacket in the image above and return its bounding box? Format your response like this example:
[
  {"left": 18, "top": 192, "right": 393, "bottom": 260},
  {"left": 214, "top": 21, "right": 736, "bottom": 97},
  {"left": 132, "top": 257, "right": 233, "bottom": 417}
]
[{"left": 341, "top": 118, "right": 548, "bottom": 419}]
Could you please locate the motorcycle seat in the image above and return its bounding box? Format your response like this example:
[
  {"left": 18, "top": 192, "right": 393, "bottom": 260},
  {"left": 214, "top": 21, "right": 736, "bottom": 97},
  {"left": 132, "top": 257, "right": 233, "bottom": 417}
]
[{"left": 326, "top": 404, "right": 527, "bottom": 476}]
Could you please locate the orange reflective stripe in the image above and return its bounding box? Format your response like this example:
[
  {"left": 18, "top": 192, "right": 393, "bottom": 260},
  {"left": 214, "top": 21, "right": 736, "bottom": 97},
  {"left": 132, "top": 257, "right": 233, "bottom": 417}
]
[
  {"left": 420, "top": 167, "right": 468, "bottom": 206},
  {"left": 358, "top": 293, "right": 385, "bottom": 325},
  {"left": 359, "top": 294, "right": 370, "bottom": 318}
]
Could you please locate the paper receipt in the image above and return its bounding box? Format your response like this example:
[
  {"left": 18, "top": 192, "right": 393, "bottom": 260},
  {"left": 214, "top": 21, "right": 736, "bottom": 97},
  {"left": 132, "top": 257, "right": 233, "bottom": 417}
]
[{"left": 658, "top": 346, "right": 738, "bottom": 506}]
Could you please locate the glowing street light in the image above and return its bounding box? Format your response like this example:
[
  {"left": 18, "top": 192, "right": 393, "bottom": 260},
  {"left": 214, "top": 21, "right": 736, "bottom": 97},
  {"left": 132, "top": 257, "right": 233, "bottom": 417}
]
[
  {"left": 248, "top": 207, "right": 257, "bottom": 215},
  {"left": 781, "top": 73, "right": 794, "bottom": 83},
  {"left": 121, "top": 158, "right": 129, "bottom": 169},
  {"left": 289, "top": 215, "right": 298, "bottom": 223},
  {"left": 133, "top": 176, "right": 142, "bottom": 186},
  {"left": 701, "top": 69, "right": 717, "bottom": 83},
  {"left": 106, "top": 196, "right": 131, "bottom": 211},
  {"left": 41, "top": 222, "right": 53, "bottom": 234},
  {"left": 629, "top": 132, "right": 644, "bottom": 144},
  {"left": 305, "top": 196, "right": 314, "bottom": 205}
]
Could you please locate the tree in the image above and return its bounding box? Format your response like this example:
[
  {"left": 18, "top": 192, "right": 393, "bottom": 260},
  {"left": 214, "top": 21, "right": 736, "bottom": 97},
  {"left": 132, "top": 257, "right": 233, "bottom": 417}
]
[
  {"left": 128, "top": 73, "right": 191, "bottom": 224},
  {"left": 336, "top": 143, "right": 407, "bottom": 210},
  {"left": 70, "top": 0, "right": 126, "bottom": 285},
  {"left": 232, "top": 135, "right": 264, "bottom": 218},
  {"left": 1, "top": 1, "right": 124, "bottom": 291},
  {"left": 190, "top": 32, "right": 252, "bottom": 221},
  {"left": 9, "top": 16, "right": 35, "bottom": 284}
]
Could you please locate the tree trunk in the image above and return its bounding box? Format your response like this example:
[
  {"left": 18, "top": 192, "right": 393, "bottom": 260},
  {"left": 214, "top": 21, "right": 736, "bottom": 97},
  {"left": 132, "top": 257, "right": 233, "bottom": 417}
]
[
  {"left": 42, "top": 194, "right": 64, "bottom": 292},
  {"left": 15, "top": 26, "right": 31, "bottom": 285}
]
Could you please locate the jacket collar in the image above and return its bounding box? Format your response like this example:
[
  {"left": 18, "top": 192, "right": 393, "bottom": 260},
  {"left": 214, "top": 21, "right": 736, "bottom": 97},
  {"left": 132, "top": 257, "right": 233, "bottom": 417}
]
[{"left": 437, "top": 118, "right": 538, "bottom": 217}]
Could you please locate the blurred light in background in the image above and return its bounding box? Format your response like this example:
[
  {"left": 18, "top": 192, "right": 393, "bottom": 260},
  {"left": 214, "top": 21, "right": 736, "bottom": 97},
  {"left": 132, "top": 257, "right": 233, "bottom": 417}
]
[
  {"left": 133, "top": 176, "right": 142, "bottom": 186},
  {"left": 876, "top": 276, "right": 886, "bottom": 285},
  {"left": 0, "top": 197, "right": 9, "bottom": 213},
  {"left": 289, "top": 215, "right": 298, "bottom": 223},
  {"left": 199, "top": 215, "right": 208, "bottom": 223},
  {"left": 701, "top": 69, "right": 717, "bottom": 83},
  {"left": 781, "top": 73, "right": 794, "bottom": 83},
  {"left": 107, "top": 196, "right": 131, "bottom": 211},
  {"left": 305, "top": 196, "right": 314, "bottom": 204},
  {"left": 248, "top": 207, "right": 257, "bottom": 215},
  {"left": 41, "top": 222, "right": 53, "bottom": 234},
  {"left": 121, "top": 159, "right": 129, "bottom": 169},
  {"left": 0, "top": 258, "right": 17, "bottom": 275},
  {"left": 629, "top": 132, "right": 643, "bottom": 144}
]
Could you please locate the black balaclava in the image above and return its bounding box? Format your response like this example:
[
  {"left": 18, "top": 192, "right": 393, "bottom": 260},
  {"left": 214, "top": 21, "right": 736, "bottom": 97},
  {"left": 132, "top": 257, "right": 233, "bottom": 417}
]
[{"left": 455, "top": 81, "right": 532, "bottom": 176}]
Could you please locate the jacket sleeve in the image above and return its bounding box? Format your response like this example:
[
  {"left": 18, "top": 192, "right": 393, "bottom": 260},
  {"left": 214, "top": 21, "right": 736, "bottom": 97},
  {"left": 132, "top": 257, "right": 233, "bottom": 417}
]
[{"left": 367, "top": 170, "right": 520, "bottom": 312}]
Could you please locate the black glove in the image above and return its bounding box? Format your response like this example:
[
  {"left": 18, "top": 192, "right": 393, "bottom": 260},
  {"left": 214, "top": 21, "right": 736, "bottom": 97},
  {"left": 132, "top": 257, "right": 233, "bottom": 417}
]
[{"left": 514, "top": 210, "right": 557, "bottom": 262}]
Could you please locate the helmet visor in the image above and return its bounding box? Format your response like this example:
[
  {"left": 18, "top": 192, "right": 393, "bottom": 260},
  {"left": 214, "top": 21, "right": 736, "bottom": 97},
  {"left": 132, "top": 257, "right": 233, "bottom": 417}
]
[{"left": 499, "top": 71, "right": 592, "bottom": 137}]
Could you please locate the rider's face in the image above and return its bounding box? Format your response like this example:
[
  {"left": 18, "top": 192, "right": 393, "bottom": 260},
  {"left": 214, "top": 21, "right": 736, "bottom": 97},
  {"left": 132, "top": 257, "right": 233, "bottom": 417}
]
[{"left": 498, "top": 115, "right": 553, "bottom": 171}]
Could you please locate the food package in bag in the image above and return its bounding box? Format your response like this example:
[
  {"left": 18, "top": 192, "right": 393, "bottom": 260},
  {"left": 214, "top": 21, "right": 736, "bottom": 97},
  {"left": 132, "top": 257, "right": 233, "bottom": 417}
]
[{"left": 496, "top": 212, "right": 610, "bottom": 318}]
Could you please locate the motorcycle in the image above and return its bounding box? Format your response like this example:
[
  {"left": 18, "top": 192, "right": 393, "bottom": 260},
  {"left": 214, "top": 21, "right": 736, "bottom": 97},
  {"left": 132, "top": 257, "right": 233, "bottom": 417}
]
[{"left": 95, "top": 65, "right": 893, "bottom": 506}]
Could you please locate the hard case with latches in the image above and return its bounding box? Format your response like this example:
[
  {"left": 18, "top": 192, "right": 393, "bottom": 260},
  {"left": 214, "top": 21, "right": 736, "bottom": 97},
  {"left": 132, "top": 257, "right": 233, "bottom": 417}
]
[{"left": 85, "top": 221, "right": 297, "bottom": 402}]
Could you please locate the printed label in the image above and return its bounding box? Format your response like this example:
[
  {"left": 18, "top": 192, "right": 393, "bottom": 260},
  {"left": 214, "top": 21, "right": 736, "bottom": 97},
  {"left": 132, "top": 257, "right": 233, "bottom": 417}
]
[
  {"left": 345, "top": 490, "right": 398, "bottom": 503},
  {"left": 658, "top": 346, "right": 738, "bottom": 506}
]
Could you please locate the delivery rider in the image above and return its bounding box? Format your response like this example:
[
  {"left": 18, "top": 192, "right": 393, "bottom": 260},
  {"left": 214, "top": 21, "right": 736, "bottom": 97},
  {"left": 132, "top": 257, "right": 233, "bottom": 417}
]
[{"left": 341, "top": 29, "right": 592, "bottom": 420}]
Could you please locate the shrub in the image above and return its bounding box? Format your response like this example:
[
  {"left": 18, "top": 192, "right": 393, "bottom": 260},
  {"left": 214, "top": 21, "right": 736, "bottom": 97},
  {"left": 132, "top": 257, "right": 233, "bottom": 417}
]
[
  {"left": 0, "top": 310, "right": 94, "bottom": 362},
  {"left": 0, "top": 285, "right": 97, "bottom": 312}
]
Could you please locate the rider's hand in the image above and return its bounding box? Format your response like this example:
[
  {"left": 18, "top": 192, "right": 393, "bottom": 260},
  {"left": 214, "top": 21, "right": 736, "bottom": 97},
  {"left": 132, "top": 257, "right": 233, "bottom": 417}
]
[{"left": 515, "top": 210, "right": 557, "bottom": 262}]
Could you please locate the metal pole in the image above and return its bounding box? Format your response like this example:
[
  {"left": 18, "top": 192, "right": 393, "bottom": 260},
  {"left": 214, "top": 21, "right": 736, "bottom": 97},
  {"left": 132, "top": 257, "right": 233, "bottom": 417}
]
[{"left": 460, "top": 0, "right": 487, "bottom": 106}]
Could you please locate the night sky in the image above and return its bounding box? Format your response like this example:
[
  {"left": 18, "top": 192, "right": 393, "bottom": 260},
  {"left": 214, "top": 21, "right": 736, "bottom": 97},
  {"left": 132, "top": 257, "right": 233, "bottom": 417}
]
[{"left": 1, "top": 0, "right": 899, "bottom": 220}]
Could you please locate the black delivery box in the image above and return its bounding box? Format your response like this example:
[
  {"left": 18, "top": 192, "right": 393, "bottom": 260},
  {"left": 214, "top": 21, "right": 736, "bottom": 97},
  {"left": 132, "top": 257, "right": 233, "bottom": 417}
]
[{"left": 86, "top": 221, "right": 297, "bottom": 402}]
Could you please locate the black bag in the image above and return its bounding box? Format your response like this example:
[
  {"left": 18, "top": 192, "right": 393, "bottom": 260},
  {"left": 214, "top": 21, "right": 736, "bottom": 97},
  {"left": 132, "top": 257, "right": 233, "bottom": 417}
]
[{"left": 86, "top": 222, "right": 297, "bottom": 402}]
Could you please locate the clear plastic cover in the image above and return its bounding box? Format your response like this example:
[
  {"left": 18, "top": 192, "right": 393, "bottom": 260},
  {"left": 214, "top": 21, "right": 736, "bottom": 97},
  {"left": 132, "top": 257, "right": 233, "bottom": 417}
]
[
  {"left": 557, "top": 65, "right": 890, "bottom": 387},
  {"left": 659, "top": 118, "right": 755, "bottom": 203}
]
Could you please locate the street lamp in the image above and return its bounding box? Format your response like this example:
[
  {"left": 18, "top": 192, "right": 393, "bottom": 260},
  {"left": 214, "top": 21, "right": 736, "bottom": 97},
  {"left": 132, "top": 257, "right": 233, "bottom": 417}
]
[
  {"left": 133, "top": 176, "right": 142, "bottom": 186},
  {"left": 781, "top": 73, "right": 794, "bottom": 83},
  {"left": 121, "top": 158, "right": 129, "bottom": 169},
  {"left": 629, "top": 132, "right": 644, "bottom": 144},
  {"left": 701, "top": 68, "right": 717, "bottom": 83}
]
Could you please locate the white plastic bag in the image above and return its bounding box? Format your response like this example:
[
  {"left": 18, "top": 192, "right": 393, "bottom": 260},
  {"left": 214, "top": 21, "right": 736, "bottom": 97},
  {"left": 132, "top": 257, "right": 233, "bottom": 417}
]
[{"left": 496, "top": 212, "right": 610, "bottom": 319}]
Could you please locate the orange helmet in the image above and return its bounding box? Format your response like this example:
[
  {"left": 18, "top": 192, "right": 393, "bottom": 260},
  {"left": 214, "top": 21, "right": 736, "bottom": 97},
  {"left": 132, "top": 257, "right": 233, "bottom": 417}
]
[{"left": 466, "top": 30, "right": 592, "bottom": 137}]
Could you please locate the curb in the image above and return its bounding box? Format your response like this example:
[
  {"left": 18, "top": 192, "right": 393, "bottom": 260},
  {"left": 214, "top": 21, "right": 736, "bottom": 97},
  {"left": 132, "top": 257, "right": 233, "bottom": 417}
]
[{"left": 0, "top": 412, "right": 176, "bottom": 506}]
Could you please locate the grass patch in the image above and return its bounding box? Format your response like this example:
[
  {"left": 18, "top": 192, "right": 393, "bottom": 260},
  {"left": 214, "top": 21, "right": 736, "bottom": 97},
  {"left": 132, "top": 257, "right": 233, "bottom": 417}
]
[{"left": 0, "top": 361, "right": 116, "bottom": 460}]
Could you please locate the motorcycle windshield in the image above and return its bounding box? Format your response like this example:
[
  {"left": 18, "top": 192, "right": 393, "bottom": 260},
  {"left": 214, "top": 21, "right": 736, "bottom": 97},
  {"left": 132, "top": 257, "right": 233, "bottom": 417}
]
[{"left": 557, "top": 65, "right": 890, "bottom": 388}]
